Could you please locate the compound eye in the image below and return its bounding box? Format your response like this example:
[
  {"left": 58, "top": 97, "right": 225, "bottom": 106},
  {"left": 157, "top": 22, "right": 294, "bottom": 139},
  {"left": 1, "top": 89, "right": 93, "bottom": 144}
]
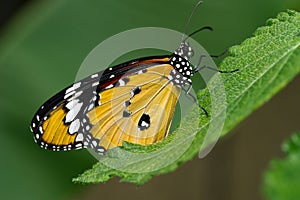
[{"left": 188, "top": 49, "right": 194, "bottom": 57}]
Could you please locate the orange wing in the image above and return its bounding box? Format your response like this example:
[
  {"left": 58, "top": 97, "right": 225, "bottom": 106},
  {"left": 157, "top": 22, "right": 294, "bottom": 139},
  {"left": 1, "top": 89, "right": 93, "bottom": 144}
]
[{"left": 88, "top": 64, "right": 180, "bottom": 149}]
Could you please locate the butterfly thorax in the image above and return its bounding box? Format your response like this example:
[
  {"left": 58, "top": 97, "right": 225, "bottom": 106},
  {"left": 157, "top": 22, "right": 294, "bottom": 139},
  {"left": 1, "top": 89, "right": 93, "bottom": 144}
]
[{"left": 167, "top": 41, "right": 194, "bottom": 87}]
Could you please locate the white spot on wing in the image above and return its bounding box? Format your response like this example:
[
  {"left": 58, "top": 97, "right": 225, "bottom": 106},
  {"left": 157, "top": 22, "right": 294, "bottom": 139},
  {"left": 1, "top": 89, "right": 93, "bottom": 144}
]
[
  {"left": 64, "top": 90, "right": 76, "bottom": 99},
  {"left": 76, "top": 133, "right": 84, "bottom": 142},
  {"left": 69, "top": 119, "right": 80, "bottom": 134},
  {"left": 98, "top": 148, "right": 105, "bottom": 152},
  {"left": 65, "top": 102, "right": 83, "bottom": 123},
  {"left": 65, "top": 82, "right": 80, "bottom": 94},
  {"left": 105, "top": 84, "right": 114, "bottom": 89},
  {"left": 68, "top": 91, "right": 83, "bottom": 101},
  {"left": 141, "top": 121, "right": 149, "bottom": 127},
  {"left": 87, "top": 104, "right": 94, "bottom": 111},
  {"left": 167, "top": 75, "right": 173, "bottom": 80},
  {"left": 92, "top": 82, "right": 99, "bottom": 87},
  {"left": 92, "top": 140, "right": 97, "bottom": 147},
  {"left": 66, "top": 86, "right": 74, "bottom": 94},
  {"left": 73, "top": 82, "right": 81, "bottom": 90},
  {"left": 66, "top": 99, "right": 79, "bottom": 110},
  {"left": 119, "top": 79, "right": 125, "bottom": 86},
  {"left": 75, "top": 143, "right": 82, "bottom": 148},
  {"left": 91, "top": 74, "right": 98, "bottom": 78}
]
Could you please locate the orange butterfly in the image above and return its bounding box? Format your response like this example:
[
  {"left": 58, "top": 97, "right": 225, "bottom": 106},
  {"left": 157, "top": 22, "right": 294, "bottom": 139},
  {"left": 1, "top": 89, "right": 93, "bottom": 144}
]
[{"left": 30, "top": 35, "right": 215, "bottom": 154}]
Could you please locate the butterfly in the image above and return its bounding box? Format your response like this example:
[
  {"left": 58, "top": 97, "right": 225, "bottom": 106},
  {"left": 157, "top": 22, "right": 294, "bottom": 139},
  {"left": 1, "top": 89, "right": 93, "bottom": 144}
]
[{"left": 29, "top": 34, "right": 214, "bottom": 155}]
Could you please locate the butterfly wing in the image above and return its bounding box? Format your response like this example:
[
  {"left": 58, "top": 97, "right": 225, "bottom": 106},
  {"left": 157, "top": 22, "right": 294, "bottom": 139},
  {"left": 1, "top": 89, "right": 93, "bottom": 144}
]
[
  {"left": 30, "top": 56, "right": 181, "bottom": 154},
  {"left": 88, "top": 63, "right": 180, "bottom": 149}
]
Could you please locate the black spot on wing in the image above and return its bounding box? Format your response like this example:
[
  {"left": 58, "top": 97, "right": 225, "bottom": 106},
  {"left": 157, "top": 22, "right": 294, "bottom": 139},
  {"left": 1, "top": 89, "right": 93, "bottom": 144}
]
[
  {"left": 138, "top": 113, "right": 150, "bottom": 130},
  {"left": 123, "top": 110, "right": 131, "bottom": 117},
  {"left": 131, "top": 86, "right": 141, "bottom": 97},
  {"left": 122, "top": 77, "right": 130, "bottom": 83},
  {"left": 124, "top": 100, "right": 131, "bottom": 107}
]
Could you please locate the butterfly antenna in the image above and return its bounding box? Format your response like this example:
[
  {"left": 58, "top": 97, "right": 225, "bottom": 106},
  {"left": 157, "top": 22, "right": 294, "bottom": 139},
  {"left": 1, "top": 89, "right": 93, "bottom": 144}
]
[
  {"left": 183, "top": 26, "right": 213, "bottom": 42},
  {"left": 181, "top": 0, "right": 204, "bottom": 42}
]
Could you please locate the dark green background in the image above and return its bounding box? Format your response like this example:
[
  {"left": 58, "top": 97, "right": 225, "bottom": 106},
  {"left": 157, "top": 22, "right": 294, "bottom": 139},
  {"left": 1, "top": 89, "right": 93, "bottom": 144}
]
[{"left": 0, "top": 0, "right": 299, "bottom": 199}]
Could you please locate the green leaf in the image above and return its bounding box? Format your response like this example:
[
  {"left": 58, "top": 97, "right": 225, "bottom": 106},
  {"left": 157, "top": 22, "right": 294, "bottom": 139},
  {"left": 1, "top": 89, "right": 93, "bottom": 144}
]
[
  {"left": 263, "top": 133, "right": 300, "bottom": 200},
  {"left": 73, "top": 10, "right": 300, "bottom": 185}
]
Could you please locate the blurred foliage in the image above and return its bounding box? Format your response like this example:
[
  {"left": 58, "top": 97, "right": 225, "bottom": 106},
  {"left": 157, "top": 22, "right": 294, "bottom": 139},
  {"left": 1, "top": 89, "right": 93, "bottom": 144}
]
[
  {"left": 264, "top": 133, "right": 300, "bottom": 200},
  {"left": 0, "top": 0, "right": 299, "bottom": 199}
]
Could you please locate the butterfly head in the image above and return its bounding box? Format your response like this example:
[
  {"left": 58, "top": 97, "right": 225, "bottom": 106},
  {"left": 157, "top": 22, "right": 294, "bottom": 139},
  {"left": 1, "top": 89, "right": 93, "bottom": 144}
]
[{"left": 173, "top": 41, "right": 194, "bottom": 60}]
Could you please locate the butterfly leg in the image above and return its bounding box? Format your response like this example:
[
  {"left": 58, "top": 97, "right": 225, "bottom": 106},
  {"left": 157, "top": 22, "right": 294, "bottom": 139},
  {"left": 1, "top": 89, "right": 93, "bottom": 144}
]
[
  {"left": 183, "top": 84, "right": 208, "bottom": 117},
  {"left": 193, "top": 52, "right": 239, "bottom": 73}
]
